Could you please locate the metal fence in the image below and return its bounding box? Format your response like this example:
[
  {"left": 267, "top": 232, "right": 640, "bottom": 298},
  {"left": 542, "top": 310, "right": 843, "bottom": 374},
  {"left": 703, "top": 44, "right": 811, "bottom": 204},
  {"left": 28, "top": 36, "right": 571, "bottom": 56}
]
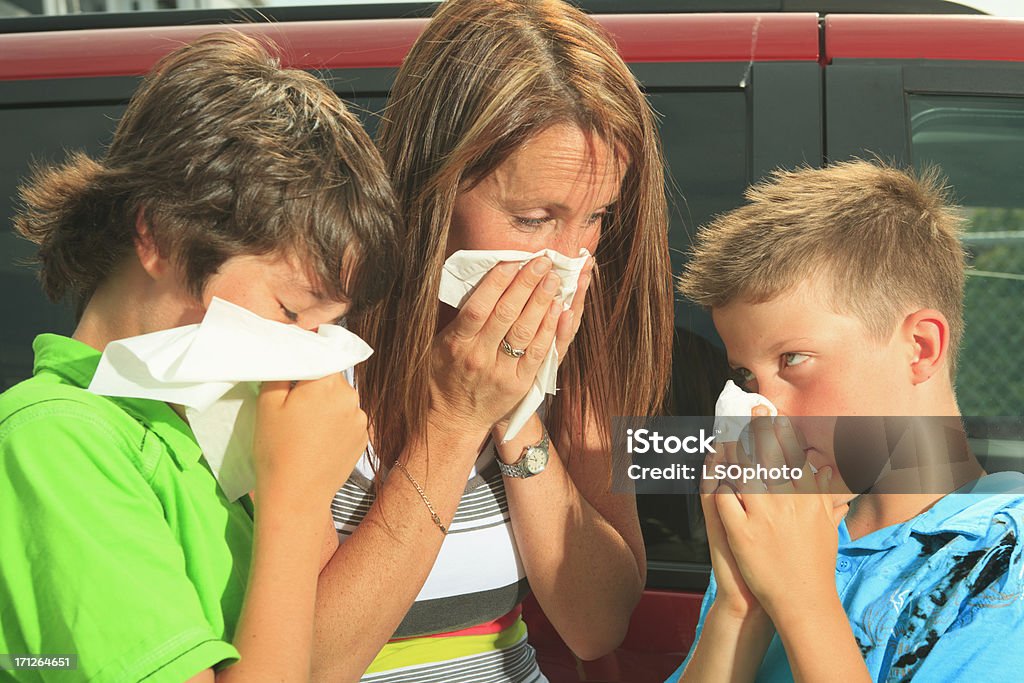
[{"left": 957, "top": 209, "right": 1024, "bottom": 416}]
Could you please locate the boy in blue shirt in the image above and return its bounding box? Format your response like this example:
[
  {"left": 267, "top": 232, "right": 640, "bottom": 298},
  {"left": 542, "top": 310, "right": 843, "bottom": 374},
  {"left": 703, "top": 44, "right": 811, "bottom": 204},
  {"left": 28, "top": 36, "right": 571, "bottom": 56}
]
[{"left": 669, "top": 160, "right": 1024, "bottom": 682}]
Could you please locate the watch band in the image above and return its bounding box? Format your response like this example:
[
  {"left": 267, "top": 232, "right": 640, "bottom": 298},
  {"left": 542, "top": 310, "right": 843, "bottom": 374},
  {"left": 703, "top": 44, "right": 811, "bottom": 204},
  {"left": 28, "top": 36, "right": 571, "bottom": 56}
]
[{"left": 498, "top": 429, "right": 550, "bottom": 478}]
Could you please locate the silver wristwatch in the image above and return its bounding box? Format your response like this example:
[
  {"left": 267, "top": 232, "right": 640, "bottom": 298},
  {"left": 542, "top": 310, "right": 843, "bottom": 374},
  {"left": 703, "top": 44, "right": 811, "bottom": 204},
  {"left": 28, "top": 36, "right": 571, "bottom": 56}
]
[{"left": 498, "top": 430, "right": 550, "bottom": 478}]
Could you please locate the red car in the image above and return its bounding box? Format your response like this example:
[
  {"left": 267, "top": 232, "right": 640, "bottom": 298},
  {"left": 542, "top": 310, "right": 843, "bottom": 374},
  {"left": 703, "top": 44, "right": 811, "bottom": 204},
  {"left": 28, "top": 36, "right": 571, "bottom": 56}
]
[{"left": 2, "top": 2, "right": 1022, "bottom": 680}]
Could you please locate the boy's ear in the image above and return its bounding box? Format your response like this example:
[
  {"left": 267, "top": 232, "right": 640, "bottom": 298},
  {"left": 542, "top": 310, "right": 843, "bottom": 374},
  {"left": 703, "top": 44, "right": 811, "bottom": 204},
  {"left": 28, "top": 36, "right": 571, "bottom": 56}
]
[
  {"left": 134, "top": 210, "right": 169, "bottom": 279},
  {"left": 901, "top": 308, "right": 949, "bottom": 385}
]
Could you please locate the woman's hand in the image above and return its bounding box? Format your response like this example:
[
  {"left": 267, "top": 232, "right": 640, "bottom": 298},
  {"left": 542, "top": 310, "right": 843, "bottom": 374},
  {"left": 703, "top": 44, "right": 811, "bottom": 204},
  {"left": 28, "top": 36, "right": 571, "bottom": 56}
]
[
  {"left": 554, "top": 257, "right": 595, "bottom": 363},
  {"left": 253, "top": 374, "right": 368, "bottom": 508},
  {"left": 431, "top": 256, "right": 562, "bottom": 436}
]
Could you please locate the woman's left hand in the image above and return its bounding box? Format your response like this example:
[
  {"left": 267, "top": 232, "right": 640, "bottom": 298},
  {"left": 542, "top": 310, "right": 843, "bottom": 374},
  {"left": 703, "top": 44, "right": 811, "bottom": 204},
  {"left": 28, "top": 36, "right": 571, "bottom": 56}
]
[
  {"left": 714, "top": 411, "right": 844, "bottom": 619},
  {"left": 554, "top": 257, "right": 595, "bottom": 362}
]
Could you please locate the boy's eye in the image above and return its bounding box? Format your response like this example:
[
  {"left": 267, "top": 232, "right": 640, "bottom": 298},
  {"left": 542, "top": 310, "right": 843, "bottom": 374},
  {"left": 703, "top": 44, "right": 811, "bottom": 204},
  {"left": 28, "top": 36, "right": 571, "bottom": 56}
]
[
  {"left": 280, "top": 304, "right": 299, "bottom": 323},
  {"left": 734, "top": 367, "right": 756, "bottom": 385},
  {"left": 783, "top": 352, "right": 809, "bottom": 367}
]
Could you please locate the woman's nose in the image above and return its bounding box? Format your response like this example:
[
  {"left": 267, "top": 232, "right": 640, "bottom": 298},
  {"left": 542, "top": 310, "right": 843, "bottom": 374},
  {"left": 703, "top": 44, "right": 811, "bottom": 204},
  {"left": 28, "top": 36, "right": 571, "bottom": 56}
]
[{"left": 549, "top": 226, "right": 595, "bottom": 258}]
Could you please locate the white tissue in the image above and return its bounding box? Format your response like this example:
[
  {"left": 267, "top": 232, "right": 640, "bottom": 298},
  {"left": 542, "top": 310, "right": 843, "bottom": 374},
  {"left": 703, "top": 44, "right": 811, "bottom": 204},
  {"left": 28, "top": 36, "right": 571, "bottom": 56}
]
[
  {"left": 439, "top": 248, "right": 591, "bottom": 441},
  {"left": 88, "top": 297, "right": 373, "bottom": 501},
  {"left": 713, "top": 380, "right": 778, "bottom": 454}
]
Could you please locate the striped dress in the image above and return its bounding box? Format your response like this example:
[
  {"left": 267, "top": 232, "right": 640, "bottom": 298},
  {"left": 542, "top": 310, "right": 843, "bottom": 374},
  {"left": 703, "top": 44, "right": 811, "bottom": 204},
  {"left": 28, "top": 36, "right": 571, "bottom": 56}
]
[{"left": 331, "top": 441, "right": 550, "bottom": 682}]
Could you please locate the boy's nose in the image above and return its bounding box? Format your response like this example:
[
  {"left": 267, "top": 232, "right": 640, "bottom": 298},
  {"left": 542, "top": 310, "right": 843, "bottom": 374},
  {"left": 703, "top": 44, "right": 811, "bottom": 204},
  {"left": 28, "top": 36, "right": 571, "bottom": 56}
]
[{"left": 754, "top": 378, "right": 792, "bottom": 416}]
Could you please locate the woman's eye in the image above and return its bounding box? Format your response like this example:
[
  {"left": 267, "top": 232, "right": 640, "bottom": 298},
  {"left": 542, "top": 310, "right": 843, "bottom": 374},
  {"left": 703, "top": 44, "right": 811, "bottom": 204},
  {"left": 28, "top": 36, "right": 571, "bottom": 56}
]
[
  {"left": 588, "top": 207, "right": 613, "bottom": 225},
  {"left": 513, "top": 215, "right": 551, "bottom": 228},
  {"left": 783, "top": 352, "right": 809, "bottom": 367},
  {"left": 280, "top": 304, "right": 299, "bottom": 323}
]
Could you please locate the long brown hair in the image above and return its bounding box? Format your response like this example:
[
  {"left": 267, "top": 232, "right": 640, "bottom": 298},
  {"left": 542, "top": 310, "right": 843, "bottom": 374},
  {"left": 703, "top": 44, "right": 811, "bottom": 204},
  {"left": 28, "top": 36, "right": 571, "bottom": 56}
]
[{"left": 355, "top": 0, "right": 673, "bottom": 464}]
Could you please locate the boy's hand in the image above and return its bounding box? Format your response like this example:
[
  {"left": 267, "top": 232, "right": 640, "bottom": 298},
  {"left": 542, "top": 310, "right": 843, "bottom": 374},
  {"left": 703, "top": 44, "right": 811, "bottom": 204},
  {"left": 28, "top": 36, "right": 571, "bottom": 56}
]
[
  {"left": 253, "top": 375, "right": 368, "bottom": 509},
  {"left": 702, "top": 450, "right": 769, "bottom": 622},
  {"left": 714, "top": 411, "right": 843, "bottom": 620}
]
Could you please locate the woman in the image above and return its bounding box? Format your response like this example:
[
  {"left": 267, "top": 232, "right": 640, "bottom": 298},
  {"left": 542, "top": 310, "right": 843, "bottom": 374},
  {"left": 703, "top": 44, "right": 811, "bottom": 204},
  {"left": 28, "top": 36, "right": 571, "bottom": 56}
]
[
  {"left": 0, "top": 33, "right": 399, "bottom": 682},
  {"left": 314, "top": 1, "right": 673, "bottom": 680}
]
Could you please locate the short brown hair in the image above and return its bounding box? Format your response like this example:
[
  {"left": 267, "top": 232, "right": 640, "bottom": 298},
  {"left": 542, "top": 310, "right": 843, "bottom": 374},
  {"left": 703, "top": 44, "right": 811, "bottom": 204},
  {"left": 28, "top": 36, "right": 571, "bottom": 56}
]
[
  {"left": 360, "top": 0, "right": 674, "bottom": 462},
  {"left": 15, "top": 31, "right": 400, "bottom": 317},
  {"left": 678, "top": 160, "right": 967, "bottom": 372}
]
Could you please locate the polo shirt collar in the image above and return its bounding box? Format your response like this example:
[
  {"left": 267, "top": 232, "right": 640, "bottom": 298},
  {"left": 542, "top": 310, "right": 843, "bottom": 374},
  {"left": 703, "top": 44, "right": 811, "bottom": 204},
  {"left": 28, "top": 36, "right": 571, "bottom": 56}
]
[
  {"left": 839, "top": 471, "right": 1024, "bottom": 552},
  {"left": 838, "top": 516, "right": 906, "bottom": 552},
  {"left": 32, "top": 333, "right": 204, "bottom": 470},
  {"left": 908, "top": 471, "right": 1024, "bottom": 537}
]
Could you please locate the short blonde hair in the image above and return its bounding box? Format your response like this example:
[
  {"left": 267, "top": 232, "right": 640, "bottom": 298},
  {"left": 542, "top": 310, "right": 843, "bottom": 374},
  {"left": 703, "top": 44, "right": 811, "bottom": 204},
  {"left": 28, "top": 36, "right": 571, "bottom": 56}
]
[{"left": 678, "top": 160, "right": 967, "bottom": 373}]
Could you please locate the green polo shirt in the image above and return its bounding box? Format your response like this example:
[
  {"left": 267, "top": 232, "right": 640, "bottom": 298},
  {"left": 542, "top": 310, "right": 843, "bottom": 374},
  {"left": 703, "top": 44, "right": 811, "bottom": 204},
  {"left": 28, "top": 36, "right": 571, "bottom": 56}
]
[{"left": 0, "top": 334, "right": 254, "bottom": 682}]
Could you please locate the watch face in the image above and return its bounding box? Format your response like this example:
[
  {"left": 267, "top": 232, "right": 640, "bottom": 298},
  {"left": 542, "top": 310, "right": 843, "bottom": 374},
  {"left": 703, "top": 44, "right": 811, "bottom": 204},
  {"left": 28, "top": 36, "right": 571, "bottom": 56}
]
[{"left": 524, "top": 446, "right": 548, "bottom": 474}]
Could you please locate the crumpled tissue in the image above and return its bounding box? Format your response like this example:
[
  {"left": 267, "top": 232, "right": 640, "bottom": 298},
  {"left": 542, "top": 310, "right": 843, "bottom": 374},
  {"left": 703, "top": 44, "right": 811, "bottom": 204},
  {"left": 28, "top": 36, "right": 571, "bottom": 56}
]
[
  {"left": 88, "top": 297, "right": 373, "bottom": 501},
  {"left": 713, "top": 380, "right": 779, "bottom": 457}
]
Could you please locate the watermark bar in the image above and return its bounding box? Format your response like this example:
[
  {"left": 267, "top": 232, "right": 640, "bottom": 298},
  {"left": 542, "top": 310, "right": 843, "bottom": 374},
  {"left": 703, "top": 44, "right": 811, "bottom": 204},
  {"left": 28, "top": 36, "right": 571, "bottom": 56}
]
[{"left": 612, "top": 415, "right": 1024, "bottom": 495}]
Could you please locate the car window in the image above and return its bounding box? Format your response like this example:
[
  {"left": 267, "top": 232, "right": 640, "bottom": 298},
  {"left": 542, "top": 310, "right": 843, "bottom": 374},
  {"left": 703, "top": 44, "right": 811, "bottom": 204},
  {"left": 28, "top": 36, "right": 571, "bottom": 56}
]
[
  {"left": 909, "top": 94, "right": 1024, "bottom": 416},
  {"left": 909, "top": 93, "right": 1024, "bottom": 472},
  {"left": 640, "top": 89, "right": 748, "bottom": 574},
  {"left": 0, "top": 103, "right": 125, "bottom": 389}
]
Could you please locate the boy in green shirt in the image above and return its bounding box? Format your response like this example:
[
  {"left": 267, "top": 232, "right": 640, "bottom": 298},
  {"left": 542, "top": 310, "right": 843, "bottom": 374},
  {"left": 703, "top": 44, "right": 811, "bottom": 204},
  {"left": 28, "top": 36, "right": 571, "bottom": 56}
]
[{"left": 0, "top": 32, "right": 399, "bottom": 682}]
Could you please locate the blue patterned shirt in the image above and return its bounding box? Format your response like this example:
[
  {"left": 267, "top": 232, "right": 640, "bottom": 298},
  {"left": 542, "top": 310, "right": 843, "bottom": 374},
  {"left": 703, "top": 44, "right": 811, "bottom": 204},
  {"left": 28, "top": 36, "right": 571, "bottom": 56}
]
[{"left": 667, "top": 472, "right": 1024, "bottom": 682}]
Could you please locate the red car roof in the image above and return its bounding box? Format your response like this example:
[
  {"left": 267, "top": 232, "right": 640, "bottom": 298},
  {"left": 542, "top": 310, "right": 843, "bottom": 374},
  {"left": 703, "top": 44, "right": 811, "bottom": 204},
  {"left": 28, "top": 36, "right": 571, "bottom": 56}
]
[
  {"left": 825, "top": 14, "right": 1024, "bottom": 62},
  {"left": 0, "top": 13, "right": 820, "bottom": 81},
  {"left": 8, "top": 12, "right": 1023, "bottom": 82}
]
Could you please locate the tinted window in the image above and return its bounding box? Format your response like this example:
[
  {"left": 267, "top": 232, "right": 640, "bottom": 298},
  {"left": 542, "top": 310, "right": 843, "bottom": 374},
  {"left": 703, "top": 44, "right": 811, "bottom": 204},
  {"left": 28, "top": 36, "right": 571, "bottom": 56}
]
[
  {"left": 641, "top": 89, "right": 748, "bottom": 570},
  {"left": 0, "top": 103, "right": 123, "bottom": 389},
  {"left": 909, "top": 94, "right": 1024, "bottom": 417}
]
